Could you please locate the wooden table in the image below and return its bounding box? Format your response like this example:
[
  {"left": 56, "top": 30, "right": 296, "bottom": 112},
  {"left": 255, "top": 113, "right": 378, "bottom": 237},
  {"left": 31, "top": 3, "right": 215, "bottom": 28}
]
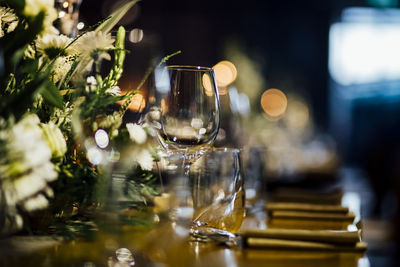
[{"left": 0, "top": 215, "right": 368, "bottom": 267}]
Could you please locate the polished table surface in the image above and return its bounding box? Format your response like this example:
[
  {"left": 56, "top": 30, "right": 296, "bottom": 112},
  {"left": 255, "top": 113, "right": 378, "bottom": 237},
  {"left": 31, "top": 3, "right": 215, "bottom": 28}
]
[{"left": 0, "top": 208, "right": 368, "bottom": 267}]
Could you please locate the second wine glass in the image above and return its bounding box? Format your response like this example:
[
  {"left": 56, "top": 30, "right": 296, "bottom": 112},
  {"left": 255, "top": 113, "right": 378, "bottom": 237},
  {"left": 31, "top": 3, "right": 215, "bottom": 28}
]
[{"left": 150, "top": 65, "right": 220, "bottom": 172}]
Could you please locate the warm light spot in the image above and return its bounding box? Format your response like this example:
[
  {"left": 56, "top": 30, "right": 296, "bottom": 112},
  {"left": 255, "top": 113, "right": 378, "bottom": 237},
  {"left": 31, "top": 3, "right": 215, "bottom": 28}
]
[
  {"left": 58, "top": 11, "right": 66, "bottom": 18},
  {"left": 260, "top": 88, "right": 288, "bottom": 118},
  {"left": 128, "top": 93, "right": 145, "bottom": 112},
  {"left": 149, "top": 96, "right": 156, "bottom": 104},
  {"left": 199, "top": 128, "right": 206, "bottom": 135},
  {"left": 202, "top": 73, "right": 214, "bottom": 96},
  {"left": 284, "top": 100, "right": 309, "bottom": 131},
  {"left": 161, "top": 98, "right": 168, "bottom": 115},
  {"left": 62, "top": 1, "right": 69, "bottom": 8},
  {"left": 190, "top": 118, "right": 203, "bottom": 129},
  {"left": 129, "top": 28, "right": 144, "bottom": 43},
  {"left": 216, "top": 128, "right": 226, "bottom": 141},
  {"left": 213, "top": 61, "right": 237, "bottom": 87},
  {"left": 77, "top": 22, "right": 85, "bottom": 30},
  {"left": 218, "top": 87, "right": 229, "bottom": 95}
]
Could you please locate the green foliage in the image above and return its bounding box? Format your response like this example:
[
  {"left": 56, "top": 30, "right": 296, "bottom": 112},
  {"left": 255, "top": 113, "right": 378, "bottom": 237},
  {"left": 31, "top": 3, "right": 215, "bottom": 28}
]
[
  {"left": 95, "top": 0, "right": 140, "bottom": 34},
  {"left": 0, "top": 0, "right": 181, "bottom": 239}
]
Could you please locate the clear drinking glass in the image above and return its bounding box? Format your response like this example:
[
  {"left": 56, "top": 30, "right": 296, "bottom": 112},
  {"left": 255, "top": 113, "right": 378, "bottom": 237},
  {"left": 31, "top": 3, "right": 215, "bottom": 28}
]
[
  {"left": 148, "top": 65, "right": 220, "bottom": 174},
  {"left": 189, "top": 148, "right": 246, "bottom": 242}
]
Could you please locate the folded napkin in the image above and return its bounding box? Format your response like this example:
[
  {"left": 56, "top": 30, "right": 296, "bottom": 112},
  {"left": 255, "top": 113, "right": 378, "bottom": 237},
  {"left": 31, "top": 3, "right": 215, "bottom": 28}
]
[
  {"left": 245, "top": 238, "right": 367, "bottom": 252},
  {"left": 241, "top": 229, "right": 360, "bottom": 245},
  {"left": 266, "top": 203, "right": 349, "bottom": 214},
  {"left": 267, "top": 218, "right": 351, "bottom": 230},
  {"left": 270, "top": 211, "right": 355, "bottom": 222},
  {"left": 241, "top": 229, "right": 366, "bottom": 252},
  {"left": 272, "top": 188, "right": 343, "bottom": 205}
]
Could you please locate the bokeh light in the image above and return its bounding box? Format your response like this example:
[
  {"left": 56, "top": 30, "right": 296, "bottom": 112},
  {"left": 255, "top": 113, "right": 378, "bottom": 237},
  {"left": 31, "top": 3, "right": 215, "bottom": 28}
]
[
  {"left": 284, "top": 100, "right": 310, "bottom": 132},
  {"left": 213, "top": 60, "right": 237, "bottom": 87},
  {"left": 94, "top": 129, "right": 109, "bottom": 149},
  {"left": 202, "top": 73, "right": 214, "bottom": 96},
  {"left": 129, "top": 28, "right": 144, "bottom": 43},
  {"left": 260, "top": 88, "right": 288, "bottom": 119},
  {"left": 58, "top": 11, "right": 66, "bottom": 18},
  {"left": 77, "top": 22, "right": 85, "bottom": 30},
  {"left": 87, "top": 147, "right": 103, "bottom": 165},
  {"left": 127, "top": 93, "right": 146, "bottom": 112}
]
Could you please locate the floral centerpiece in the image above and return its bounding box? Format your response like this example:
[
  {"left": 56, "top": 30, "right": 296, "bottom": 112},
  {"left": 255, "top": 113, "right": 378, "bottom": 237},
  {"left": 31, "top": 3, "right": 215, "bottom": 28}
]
[{"left": 0, "top": 0, "right": 166, "bottom": 238}]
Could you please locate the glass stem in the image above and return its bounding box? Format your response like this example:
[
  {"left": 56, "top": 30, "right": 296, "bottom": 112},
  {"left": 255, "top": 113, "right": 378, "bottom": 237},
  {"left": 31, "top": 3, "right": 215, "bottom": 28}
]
[
  {"left": 183, "top": 148, "right": 192, "bottom": 176},
  {"left": 183, "top": 160, "right": 191, "bottom": 176}
]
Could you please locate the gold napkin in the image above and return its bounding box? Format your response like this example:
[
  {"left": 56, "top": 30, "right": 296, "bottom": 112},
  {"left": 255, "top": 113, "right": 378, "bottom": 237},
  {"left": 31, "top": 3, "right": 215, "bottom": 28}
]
[
  {"left": 241, "top": 229, "right": 367, "bottom": 252},
  {"left": 267, "top": 218, "right": 351, "bottom": 230},
  {"left": 245, "top": 238, "right": 367, "bottom": 252},
  {"left": 265, "top": 202, "right": 355, "bottom": 230},
  {"left": 241, "top": 229, "right": 360, "bottom": 244},
  {"left": 266, "top": 202, "right": 349, "bottom": 214},
  {"left": 270, "top": 211, "right": 355, "bottom": 222},
  {"left": 272, "top": 188, "right": 343, "bottom": 205}
]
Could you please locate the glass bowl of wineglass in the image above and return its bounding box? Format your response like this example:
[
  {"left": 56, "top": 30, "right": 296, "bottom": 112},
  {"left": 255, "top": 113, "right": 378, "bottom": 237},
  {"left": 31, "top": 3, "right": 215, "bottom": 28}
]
[{"left": 148, "top": 65, "right": 220, "bottom": 173}]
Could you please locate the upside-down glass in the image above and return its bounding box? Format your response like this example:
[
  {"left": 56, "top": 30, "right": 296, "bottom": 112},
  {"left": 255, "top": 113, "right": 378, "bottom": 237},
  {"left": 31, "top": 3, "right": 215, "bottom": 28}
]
[
  {"left": 148, "top": 65, "right": 220, "bottom": 173},
  {"left": 190, "top": 148, "right": 246, "bottom": 241}
]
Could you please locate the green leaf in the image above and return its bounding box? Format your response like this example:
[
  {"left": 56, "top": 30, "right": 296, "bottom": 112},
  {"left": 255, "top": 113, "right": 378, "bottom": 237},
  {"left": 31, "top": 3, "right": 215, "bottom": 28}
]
[
  {"left": 95, "top": 0, "right": 140, "bottom": 34},
  {"left": 20, "top": 58, "right": 39, "bottom": 74},
  {"left": 40, "top": 81, "right": 64, "bottom": 109}
]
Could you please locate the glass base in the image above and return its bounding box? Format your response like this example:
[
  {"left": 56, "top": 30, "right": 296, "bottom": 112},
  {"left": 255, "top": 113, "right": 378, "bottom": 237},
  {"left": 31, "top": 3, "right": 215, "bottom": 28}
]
[{"left": 189, "top": 225, "right": 241, "bottom": 247}]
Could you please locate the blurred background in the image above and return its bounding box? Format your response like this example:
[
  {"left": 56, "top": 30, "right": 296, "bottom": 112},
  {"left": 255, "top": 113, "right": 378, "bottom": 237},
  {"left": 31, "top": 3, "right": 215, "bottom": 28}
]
[{"left": 68, "top": 0, "right": 400, "bottom": 265}]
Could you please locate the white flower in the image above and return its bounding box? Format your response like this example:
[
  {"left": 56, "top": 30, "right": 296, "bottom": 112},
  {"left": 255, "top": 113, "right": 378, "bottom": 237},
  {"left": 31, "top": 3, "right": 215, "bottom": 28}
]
[
  {"left": 40, "top": 121, "right": 67, "bottom": 158},
  {"left": 23, "top": 0, "right": 55, "bottom": 17},
  {"left": 1, "top": 114, "right": 52, "bottom": 177},
  {"left": 23, "top": 194, "right": 49, "bottom": 212},
  {"left": 0, "top": 114, "right": 59, "bottom": 234},
  {"left": 105, "top": 86, "right": 121, "bottom": 96},
  {"left": 36, "top": 34, "right": 77, "bottom": 59},
  {"left": 85, "top": 76, "right": 98, "bottom": 93},
  {"left": 74, "top": 31, "right": 115, "bottom": 60},
  {"left": 130, "top": 148, "right": 154, "bottom": 171},
  {"left": 126, "top": 123, "right": 147, "bottom": 144},
  {"left": 23, "top": 0, "right": 58, "bottom": 35},
  {"left": 86, "top": 76, "right": 97, "bottom": 85},
  {"left": 0, "top": 114, "right": 58, "bottom": 209},
  {"left": 52, "top": 56, "right": 75, "bottom": 82},
  {"left": 0, "top": 7, "right": 18, "bottom": 38}
]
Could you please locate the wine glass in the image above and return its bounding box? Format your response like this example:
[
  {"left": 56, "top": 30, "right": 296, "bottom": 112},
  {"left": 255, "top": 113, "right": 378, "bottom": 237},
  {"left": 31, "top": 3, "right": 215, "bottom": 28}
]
[{"left": 149, "top": 65, "right": 220, "bottom": 174}]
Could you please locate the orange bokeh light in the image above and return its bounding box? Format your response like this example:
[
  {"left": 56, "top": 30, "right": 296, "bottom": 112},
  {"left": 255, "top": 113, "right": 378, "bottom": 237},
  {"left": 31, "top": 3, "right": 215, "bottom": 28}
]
[
  {"left": 202, "top": 73, "right": 214, "bottom": 96},
  {"left": 213, "top": 60, "right": 237, "bottom": 88},
  {"left": 127, "top": 93, "right": 146, "bottom": 112},
  {"left": 260, "top": 88, "right": 288, "bottom": 118}
]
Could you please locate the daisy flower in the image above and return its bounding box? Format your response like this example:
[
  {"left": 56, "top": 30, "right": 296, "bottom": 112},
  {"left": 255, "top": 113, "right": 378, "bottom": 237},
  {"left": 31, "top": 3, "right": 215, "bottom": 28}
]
[
  {"left": 23, "top": 0, "right": 58, "bottom": 35},
  {"left": 0, "top": 7, "right": 18, "bottom": 37},
  {"left": 36, "top": 34, "right": 77, "bottom": 59},
  {"left": 126, "top": 123, "right": 147, "bottom": 144},
  {"left": 51, "top": 55, "right": 75, "bottom": 82},
  {"left": 74, "top": 31, "right": 115, "bottom": 60}
]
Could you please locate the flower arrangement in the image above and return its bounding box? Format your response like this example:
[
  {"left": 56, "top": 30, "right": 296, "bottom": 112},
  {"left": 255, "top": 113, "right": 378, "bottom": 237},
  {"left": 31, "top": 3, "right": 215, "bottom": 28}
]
[{"left": 0, "top": 0, "right": 163, "bottom": 238}]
